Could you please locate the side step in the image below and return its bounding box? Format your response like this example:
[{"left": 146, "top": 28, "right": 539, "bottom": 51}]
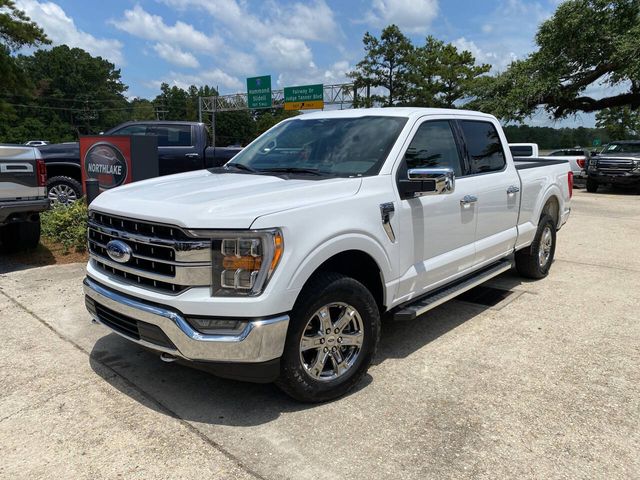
[{"left": 393, "top": 260, "right": 513, "bottom": 321}]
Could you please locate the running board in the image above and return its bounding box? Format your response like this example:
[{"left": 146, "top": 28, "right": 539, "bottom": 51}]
[{"left": 393, "top": 260, "right": 513, "bottom": 321}]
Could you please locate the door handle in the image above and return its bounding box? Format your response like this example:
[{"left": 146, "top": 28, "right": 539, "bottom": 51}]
[
  {"left": 507, "top": 185, "right": 520, "bottom": 195},
  {"left": 185, "top": 153, "right": 200, "bottom": 158},
  {"left": 460, "top": 195, "right": 478, "bottom": 208}
]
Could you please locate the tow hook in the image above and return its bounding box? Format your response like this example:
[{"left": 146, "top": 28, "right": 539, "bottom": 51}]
[{"left": 160, "top": 353, "right": 177, "bottom": 363}]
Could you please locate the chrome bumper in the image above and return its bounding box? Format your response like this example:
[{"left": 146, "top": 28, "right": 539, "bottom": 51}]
[{"left": 83, "top": 277, "right": 289, "bottom": 363}]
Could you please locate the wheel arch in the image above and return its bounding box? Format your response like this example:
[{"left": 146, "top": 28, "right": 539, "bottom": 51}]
[
  {"left": 46, "top": 162, "right": 82, "bottom": 182},
  {"left": 287, "top": 236, "right": 391, "bottom": 312}
]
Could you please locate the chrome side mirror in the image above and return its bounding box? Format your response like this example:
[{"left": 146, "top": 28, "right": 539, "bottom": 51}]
[{"left": 407, "top": 167, "right": 455, "bottom": 196}]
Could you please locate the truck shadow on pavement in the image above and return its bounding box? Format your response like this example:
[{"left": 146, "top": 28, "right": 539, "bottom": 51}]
[{"left": 88, "top": 271, "right": 527, "bottom": 425}]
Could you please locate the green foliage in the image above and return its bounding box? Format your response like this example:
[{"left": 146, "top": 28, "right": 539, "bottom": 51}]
[
  {"left": 349, "top": 24, "right": 414, "bottom": 106},
  {"left": 595, "top": 107, "right": 640, "bottom": 140},
  {"left": 255, "top": 110, "right": 300, "bottom": 136},
  {"left": 0, "top": 0, "right": 49, "bottom": 51},
  {"left": 502, "top": 125, "right": 612, "bottom": 149},
  {"left": 41, "top": 201, "right": 88, "bottom": 253},
  {"left": 407, "top": 36, "right": 490, "bottom": 108},
  {"left": 470, "top": 0, "right": 640, "bottom": 120}
]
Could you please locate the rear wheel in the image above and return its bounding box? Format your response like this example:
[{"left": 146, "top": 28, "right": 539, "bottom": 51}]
[
  {"left": 0, "top": 217, "right": 41, "bottom": 251},
  {"left": 47, "top": 176, "right": 83, "bottom": 205},
  {"left": 276, "top": 272, "right": 380, "bottom": 402},
  {"left": 586, "top": 178, "right": 598, "bottom": 193},
  {"left": 515, "top": 214, "right": 556, "bottom": 279}
]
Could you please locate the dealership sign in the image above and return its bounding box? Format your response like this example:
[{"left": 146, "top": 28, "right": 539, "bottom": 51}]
[
  {"left": 247, "top": 75, "right": 272, "bottom": 109},
  {"left": 80, "top": 136, "right": 133, "bottom": 191},
  {"left": 284, "top": 84, "right": 324, "bottom": 110}
]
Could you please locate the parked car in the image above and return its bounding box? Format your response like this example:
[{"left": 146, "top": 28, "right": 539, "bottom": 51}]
[
  {"left": 509, "top": 143, "right": 587, "bottom": 181},
  {"left": 586, "top": 140, "right": 640, "bottom": 192},
  {"left": 24, "top": 140, "right": 50, "bottom": 147},
  {"left": 38, "top": 121, "right": 242, "bottom": 204},
  {"left": 83, "top": 108, "right": 572, "bottom": 402},
  {"left": 0, "top": 145, "right": 49, "bottom": 251},
  {"left": 545, "top": 148, "right": 590, "bottom": 181}
]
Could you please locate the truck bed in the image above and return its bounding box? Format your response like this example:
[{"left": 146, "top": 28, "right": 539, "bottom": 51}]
[{"left": 513, "top": 157, "right": 569, "bottom": 170}]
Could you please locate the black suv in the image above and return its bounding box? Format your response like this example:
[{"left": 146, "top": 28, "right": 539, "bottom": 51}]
[{"left": 586, "top": 141, "right": 640, "bottom": 192}]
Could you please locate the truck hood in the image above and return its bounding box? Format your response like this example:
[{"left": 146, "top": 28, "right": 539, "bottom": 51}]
[{"left": 90, "top": 169, "right": 362, "bottom": 229}]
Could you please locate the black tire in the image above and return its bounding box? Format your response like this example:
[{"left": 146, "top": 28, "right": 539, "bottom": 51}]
[
  {"left": 276, "top": 272, "right": 381, "bottom": 403},
  {"left": 515, "top": 214, "right": 556, "bottom": 279},
  {"left": 47, "top": 176, "right": 83, "bottom": 205},
  {"left": 0, "top": 217, "right": 41, "bottom": 251},
  {"left": 586, "top": 178, "right": 599, "bottom": 193}
]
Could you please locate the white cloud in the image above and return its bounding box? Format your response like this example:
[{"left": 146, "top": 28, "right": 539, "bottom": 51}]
[
  {"left": 152, "top": 43, "right": 199, "bottom": 68},
  {"left": 156, "top": 69, "right": 243, "bottom": 92},
  {"left": 257, "top": 36, "right": 315, "bottom": 72},
  {"left": 453, "top": 37, "right": 517, "bottom": 72},
  {"left": 15, "top": 0, "right": 124, "bottom": 64},
  {"left": 364, "top": 0, "right": 439, "bottom": 33},
  {"left": 111, "top": 5, "right": 223, "bottom": 53}
]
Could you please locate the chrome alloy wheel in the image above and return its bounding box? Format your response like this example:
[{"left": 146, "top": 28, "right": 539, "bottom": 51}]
[
  {"left": 538, "top": 225, "right": 553, "bottom": 267},
  {"left": 299, "top": 302, "right": 364, "bottom": 382},
  {"left": 48, "top": 184, "right": 78, "bottom": 205}
]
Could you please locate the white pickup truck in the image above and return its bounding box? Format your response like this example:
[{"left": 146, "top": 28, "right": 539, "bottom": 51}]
[{"left": 84, "top": 108, "right": 572, "bottom": 402}]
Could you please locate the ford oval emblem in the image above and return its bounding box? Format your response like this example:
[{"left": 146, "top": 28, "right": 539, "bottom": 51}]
[{"left": 106, "top": 239, "right": 132, "bottom": 263}]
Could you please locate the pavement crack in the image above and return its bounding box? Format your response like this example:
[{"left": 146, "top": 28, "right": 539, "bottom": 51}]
[{"left": 0, "top": 288, "right": 270, "bottom": 480}]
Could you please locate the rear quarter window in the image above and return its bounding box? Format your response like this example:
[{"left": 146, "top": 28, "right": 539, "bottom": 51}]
[{"left": 461, "top": 121, "right": 506, "bottom": 174}]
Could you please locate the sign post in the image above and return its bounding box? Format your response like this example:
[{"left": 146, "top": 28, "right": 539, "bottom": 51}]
[
  {"left": 247, "top": 75, "right": 272, "bottom": 109},
  {"left": 284, "top": 84, "right": 324, "bottom": 110}
]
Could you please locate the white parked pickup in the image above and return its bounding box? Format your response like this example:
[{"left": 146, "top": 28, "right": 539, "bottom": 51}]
[{"left": 84, "top": 108, "right": 572, "bottom": 402}]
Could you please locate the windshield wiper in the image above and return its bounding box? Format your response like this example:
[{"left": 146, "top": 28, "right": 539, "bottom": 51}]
[
  {"left": 258, "top": 167, "right": 327, "bottom": 176},
  {"left": 225, "top": 162, "right": 257, "bottom": 173}
]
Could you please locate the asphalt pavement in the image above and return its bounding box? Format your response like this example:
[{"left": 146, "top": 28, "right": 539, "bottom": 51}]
[{"left": 1, "top": 187, "right": 638, "bottom": 479}]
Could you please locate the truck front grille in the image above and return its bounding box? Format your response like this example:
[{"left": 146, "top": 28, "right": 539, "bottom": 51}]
[
  {"left": 88, "top": 211, "right": 212, "bottom": 295},
  {"left": 596, "top": 159, "right": 634, "bottom": 173}
]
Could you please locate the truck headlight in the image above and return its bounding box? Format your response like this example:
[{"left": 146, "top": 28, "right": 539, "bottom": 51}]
[
  {"left": 187, "top": 229, "right": 283, "bottom": 296},
  {"left": 633, "top": 160, "right": 640, "bottom": 172}
]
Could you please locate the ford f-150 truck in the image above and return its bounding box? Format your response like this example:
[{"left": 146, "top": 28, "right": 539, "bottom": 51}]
[
  {"left": 0, "top": 145, "right": 49, "bottom": 250},
  {"left": 39, "top": 121, "right": 241, "bottom": 204},
  {"left": 83, "top": 108, "right": 572, "bottom": 402}
]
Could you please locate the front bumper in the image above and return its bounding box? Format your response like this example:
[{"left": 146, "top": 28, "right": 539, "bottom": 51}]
[
  {"left": 83, "top": 276, "right": 289, "bottom": 364},
  {"left": 589, "top": 172, "right": 640, "bottom": 186},
  {"left": 0, "top": 197, "right": 49, "bottom": 224}
]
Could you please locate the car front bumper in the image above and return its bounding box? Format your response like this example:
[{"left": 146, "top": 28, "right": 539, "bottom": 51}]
[{"left": 83, "top": 276, "right": 289, "bottom": 365}]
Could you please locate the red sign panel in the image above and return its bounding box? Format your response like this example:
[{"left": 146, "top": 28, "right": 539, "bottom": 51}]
[{"left": 80, "top": 136, "right": 133, "bottom": 192}]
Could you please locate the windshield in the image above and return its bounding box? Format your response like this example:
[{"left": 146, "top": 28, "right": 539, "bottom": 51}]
[
  {"left": 604, "top": 143, "right": 640, "bottom": 154},
  {"left": 227, "top": 116, "right": 407, "bottom": 177}
]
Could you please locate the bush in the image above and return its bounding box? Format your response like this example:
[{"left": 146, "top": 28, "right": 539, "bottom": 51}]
[{"left": 41, "top": 201, "right": 88, "bottom": 253}]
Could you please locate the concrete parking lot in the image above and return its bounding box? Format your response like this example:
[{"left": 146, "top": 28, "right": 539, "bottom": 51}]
[{"left": 1, "top": 188, "right": 638, "bottom": 479}]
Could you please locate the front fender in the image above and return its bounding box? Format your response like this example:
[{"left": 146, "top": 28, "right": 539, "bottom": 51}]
[{"left": 286, "top": 232, "right": 393, "bottom": 295}]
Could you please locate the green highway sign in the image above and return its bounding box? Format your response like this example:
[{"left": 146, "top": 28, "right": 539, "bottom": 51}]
[
  {"left": 593, "top": 138, "right": 602, "bottom": 147},
  {"left": 247, "top": 75, "right": 272, "bottom": 109},
  {"left": 284, "top": 84, "right": 324, "bottom": 110}
]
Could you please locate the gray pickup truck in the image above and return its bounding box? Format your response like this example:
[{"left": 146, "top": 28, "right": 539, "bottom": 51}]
[{"left": 0, "top": 145, "right": 49, "bottom": 251}]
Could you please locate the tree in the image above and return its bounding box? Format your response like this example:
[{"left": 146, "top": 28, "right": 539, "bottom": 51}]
[
  {"left": 349, "top": 25, "right": 413, "bottom": 106},
  {"left": 595, "top": 107, "right": 640, "bottom": 140},
  {"left": 16, "top": 45, "right": 129, "bottom": 136},
  {"left": 470, "top": 0, "right": 640, "bottom": 121},
  {"left": 408, "top": 36, "right": 490, "bottom": 108}
]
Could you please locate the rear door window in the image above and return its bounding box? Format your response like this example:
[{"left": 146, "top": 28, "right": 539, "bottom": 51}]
[
  {"left": 153, "top": 125, "right": 193, "bottom": 147},
  {"left": 460, "top": 121, "right": 506, "bottom": 174},
  {"left": 111, "top": 124, "right": 149, "bottom": 135}
]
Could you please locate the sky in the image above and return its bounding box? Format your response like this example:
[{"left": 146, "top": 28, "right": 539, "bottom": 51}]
[{"left": 14, "top": 0, "right": 598, "bottom": 127}]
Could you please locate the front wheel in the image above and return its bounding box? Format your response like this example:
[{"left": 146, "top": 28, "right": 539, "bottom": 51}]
[
  {"left": 515, "top": 214, "right": 556, "bottom": 279},
  {"left": 276, "top": 272, "right": 380, "bottom": 402},
  {"left": 586, "top": 178, "right": 599, "bottom": 193}
]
